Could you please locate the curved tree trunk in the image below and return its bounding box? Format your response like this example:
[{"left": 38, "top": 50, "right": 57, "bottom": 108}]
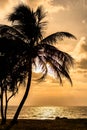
[
  {"left": 1, "top": 87, "right": 7, "bottom": 124},
  {"left": 11, "top": 59, "right": 32, "bottom": 124},
  {"left": 4, "top": 88, "right": 8, "bottom": 124},
  {"left": 1, "top": 88, "right": 5, "bottom": 124}
]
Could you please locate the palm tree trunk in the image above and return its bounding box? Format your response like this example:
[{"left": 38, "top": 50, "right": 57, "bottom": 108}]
[
  {"left": 4, "top": 88, "right": 8, "bottom": 124},
  {"left": 11, "top": 59, "right": 32, "bottom": 124},
  {"left": 1, "top": 88, "right": 5, "bottom": 124}
]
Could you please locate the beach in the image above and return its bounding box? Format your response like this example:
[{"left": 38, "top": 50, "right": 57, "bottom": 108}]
[{"left": 0, "top": 118, "right": 87, "bottom": 130}]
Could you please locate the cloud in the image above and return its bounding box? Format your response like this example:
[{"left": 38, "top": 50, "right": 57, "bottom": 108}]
[
  {"left": 26, "top": 0, "right": 66, "bottom": 13},
  {"left": 78, "top": 59, "right": 87, "bottom": 69},
  {"left": 73, "top": 37, "right": 87, "bottom": 70},
  {"left": 0, "top": 0, "right": 9, "bottom": 9},
  {"left": 73, "top": 37, "right": 87, "bottom": 56},
  {"left": 51, "top": 0, "right": 87, "bottom": 8},
  {"left": 0, "top": 0, "right": 25, "bottom": 24}
]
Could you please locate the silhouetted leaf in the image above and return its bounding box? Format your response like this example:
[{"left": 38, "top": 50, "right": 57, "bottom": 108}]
[{"left": 41, "top": 32, "right": 76, "bottom": 44}]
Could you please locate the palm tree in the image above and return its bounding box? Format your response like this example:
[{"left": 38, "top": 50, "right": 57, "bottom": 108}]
[
  {"left": 0, "top": 36, "right": 28, "bottom": 124},
  {"left": 0, "top": 4, "right": 76, "bottom": 124}
]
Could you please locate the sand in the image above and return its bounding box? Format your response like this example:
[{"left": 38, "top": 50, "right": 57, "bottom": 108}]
[{"left": 0, "top": 118, "right": 87, "bottom": 130}]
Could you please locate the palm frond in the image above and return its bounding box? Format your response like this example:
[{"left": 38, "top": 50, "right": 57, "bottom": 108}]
[
  {"left": 8, "top": 4, "right": 47, "bottom": 41},
  {"left": 35, "top": 44, "right": 74, "bottom": 69},
  {"left": 0, "top": 24, "right": 28, "bottom": 42},
  {"left": 44, "top": 56, "right": 72, "bottom": 85},
  {"left": 0, "top": 37, "right": 28, "bottom": 55},
  {"left": 1, "top": 52, "right": 28, "bottom": 92},
  {"left": 8, "top": 4, "right": 33, "bottom": 24},
  {"left": 41, "top": 32, "right": 76, "bottom": 44},
  {"left": 33, "top": 44, "right": 73, "bottom": 85},
  {"left": 35, "top": 6, "right": 46, "bottom": 22}
]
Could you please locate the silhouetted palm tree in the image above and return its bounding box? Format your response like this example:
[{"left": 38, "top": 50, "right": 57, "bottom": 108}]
[
  {"left": 0, "top": 4, "right": 76, "bottom": 124},
  {"left": 0, "top": 36, "right": 28, "bottom": 124}
]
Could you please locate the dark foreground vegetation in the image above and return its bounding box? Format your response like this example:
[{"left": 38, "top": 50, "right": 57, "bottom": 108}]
[{"left": 0, "top": 118, "right": 87, "bottom": 130}]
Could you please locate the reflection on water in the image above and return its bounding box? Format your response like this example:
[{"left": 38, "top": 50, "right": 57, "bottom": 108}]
[
  {"left": 1, "top": 106, "right": 87, "bottom": 119},
  {"left": 19, "top": 106, "right": 87, "bottom": 119},
  {"left": 29, "top": 107, "right": 56, "bottom": 119}
]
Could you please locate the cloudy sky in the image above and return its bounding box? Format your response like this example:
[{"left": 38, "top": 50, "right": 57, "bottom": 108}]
[{"left": 0, "top": 0, "right": 87, "bottom": 106}]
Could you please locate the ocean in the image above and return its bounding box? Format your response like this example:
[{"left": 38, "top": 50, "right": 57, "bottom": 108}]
[{"left": 0, "top": 106, "right": 87, "bottom": 120}]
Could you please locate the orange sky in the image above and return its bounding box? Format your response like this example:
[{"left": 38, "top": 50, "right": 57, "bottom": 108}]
[{"left": 0, "top": 0, "right": 87, "bottom": 106}]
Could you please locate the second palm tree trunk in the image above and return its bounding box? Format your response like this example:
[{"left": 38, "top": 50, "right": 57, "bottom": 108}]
[{"left": 11, "top": 58, "right": 32, "bottom": 124}]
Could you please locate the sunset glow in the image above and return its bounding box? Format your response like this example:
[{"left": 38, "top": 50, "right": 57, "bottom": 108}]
[{"left": 0, "top": 0, "right": 87, "bottom": 106}]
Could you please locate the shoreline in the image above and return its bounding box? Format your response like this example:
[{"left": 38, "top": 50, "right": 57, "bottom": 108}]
[{"left": 0, "top": 118, "right": 87, "bottom": 130}]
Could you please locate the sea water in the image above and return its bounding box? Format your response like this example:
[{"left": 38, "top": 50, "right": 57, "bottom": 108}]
[{"left": 0, "top": 106, "right": 87, "bottom": 119}]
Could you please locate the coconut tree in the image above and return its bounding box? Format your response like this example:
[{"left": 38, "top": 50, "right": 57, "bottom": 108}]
[
  {"left": 0, "top": 36, "right": 28, "bottom": 124},
  {"left": 0, "top": 4, "right": 76, "bottom": 124}
]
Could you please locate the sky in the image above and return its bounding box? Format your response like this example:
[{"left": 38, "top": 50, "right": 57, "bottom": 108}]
[{"left": 0, "top": 0, "right": 87, "bottom": 106}]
